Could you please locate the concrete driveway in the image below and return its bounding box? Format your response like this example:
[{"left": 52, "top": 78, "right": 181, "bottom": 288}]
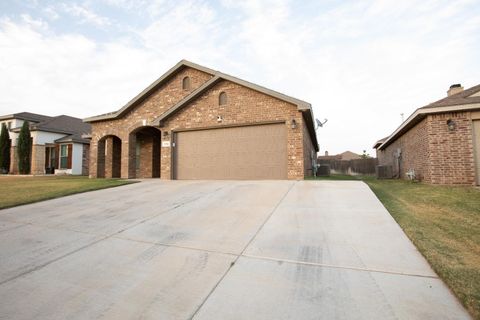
[{"left": 0, "top": 180, "right": 471, "bottom": 319}]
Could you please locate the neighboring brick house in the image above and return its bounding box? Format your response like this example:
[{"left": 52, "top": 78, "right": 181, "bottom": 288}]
[
  {"left": 318, "top": 150, "right": 361, "bottom": 161},
  {"left": 374, "top": 84, "right": 480, "bottom": 185},
  {"left": 84, "top": 60, "right": 319, "bottom": 180},
  {"left": 0, "top": 112, "right": 91, "bottom": 175}
]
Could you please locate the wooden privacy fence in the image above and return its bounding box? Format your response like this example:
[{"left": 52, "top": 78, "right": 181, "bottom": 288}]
[{"left": 318, "top": 158, "right": 377, "bottom": 175}]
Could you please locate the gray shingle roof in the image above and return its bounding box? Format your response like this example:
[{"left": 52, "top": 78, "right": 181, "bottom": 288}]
[
  {"left": 32, "top": 115, "right": 91, "bottom": 136},
  {"left": 0, "top": 112, "right": 52, "bottom": 123},
  {"left": 420, "top": 84, "right": 480, "bottom": 109},
  {"left": 8, "top": 114, "right": 91, "bottom": 144}
]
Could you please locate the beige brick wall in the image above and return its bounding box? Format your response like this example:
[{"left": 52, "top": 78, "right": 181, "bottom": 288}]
[
  {"left": 89, "top": 69, "right": 312, "bottom": 180},
  {"left": 82, "top": 144, "right": 89, "bottom": 176},
  {"left": 9, "top": 146, "right": 17, "bottom": 174},
  {"left": 31, "top": 145, "right": 45, "bottom": 175},
  {"left": 378, "top": 118, "right": 429, "bottom": 181},
  {"left": 427, "top": 112, "right": 475, "bottom": 185},
  {"left": 378, "top": 111, "right": 477, "bottom": 185}
]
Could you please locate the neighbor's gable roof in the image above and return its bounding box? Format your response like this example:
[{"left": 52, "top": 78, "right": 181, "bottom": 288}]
[
  {"left": 32, "top": 115, "right": 91, "bottom": 136},
  {"left": 10, "top": 115, "right": 91, "bottom": 144},
  {"left": 0, "top": 112, "right": 52, "bottom": 123},
  {"left": 377, "top": 84, "right": 480, "bottom": 150},
  {"left": 85, "top": 59, "right": 319, "bottom": 151},
  {"left": 339, "top": 151, "right": 361, "bottom": 160}
]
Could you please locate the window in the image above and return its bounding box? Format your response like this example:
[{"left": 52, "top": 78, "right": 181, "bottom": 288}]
[
  {"left": 60, "top": 145, "right": 68, "bottom": 169},
  {"left": 182, "top": 76, "right": 191, "bottom": 90},
  {"left": 219, "top": 92, "right": 227, "bottom": 106},
  {"left": 7, "top": 122, "right": 11, "bottom": 130}
]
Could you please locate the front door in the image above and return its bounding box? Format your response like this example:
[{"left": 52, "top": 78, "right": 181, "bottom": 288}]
[{"left": 45, "top": 146, "right": 56, "bottom": 174}]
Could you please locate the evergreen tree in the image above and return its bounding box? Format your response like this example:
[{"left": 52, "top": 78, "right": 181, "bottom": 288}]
[
  {"left": 17, "top": 121, "right": 31, "bottom": 174},
  {"left": 361, "top": 150, "right": 371, "bottom": 159},
  {"left": 0, "top": 123, "right": 10, "bottom": 173}
]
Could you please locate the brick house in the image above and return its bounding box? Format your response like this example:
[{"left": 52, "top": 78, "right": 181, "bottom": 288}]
[
  {"left": 318, "top": 150, "right": 361, "bottom": 161},
  {"left": 84, "top": 60, "right": 319, "bottom": 180},
  {"left": 0, "top": 112, "right": 91, "bottom": 175},
  {"left": 374, "top": 84, "right": 480, "bottom": 185}
]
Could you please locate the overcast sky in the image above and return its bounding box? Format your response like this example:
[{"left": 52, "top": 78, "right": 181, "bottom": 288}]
[{"left": 0, "top": 0, "right": 479, "bottom": 155}]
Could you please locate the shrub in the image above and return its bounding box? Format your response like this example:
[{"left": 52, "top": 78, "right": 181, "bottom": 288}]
[
  {"left": 17, "top": 121, "right": 31, "bottom": 174},
  {"left": 0, "top": 123, "right": 10, "bottom": 173}
]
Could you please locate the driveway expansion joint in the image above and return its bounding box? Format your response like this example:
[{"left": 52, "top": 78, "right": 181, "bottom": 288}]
[
  {"left": 0, "top": 182, "right": 230, "bottom": 287},
  {"left": 241, "top": 254, "right": 439, "bottom": 279},
  {"left": 188, "top": 181, "right": 297, "bottom": 320},
  {"left": 112, "top": 234, "right": 439, "bottom": 280}
]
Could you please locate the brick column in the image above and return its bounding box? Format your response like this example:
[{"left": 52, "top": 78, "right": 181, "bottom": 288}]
[
  {"left": 9, "top": 146, "right": 17, "bottom": 174},
  {"left": 123, "top": 136, "right": 135, "bottom": 179},
  {"left": 105, "top": 137, "right": 113, "bottom": 178},
  {"left": 287, "top": 113, "right": 304, "bottom": 179},
  {"left": 82, "top": 144, "right": 90, "bottom": 176},
  {"left": 30, "top": 145, "right": 45, "bottom": 175},
  {"left": 96, "top": 140, "right": 105, "bottom": 178}
]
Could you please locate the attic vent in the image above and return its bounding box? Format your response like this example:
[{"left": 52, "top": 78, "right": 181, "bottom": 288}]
[
  {"left": 219, "top": 92, "right": 227, "bottom": 106},
  {"left": 182, "top": 77, "right": 191, "bottom": 90}
]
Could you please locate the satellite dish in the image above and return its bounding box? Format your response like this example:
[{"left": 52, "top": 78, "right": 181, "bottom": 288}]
[{"left": 315, "top": 118, "right": 328, "bottom": 129}]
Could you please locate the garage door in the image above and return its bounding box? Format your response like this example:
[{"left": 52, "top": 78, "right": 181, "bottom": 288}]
[{"left": 174, "top": 123, "right": 287, "bottom": 180}]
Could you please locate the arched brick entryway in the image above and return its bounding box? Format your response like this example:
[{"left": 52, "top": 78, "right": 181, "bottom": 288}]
[
  {"left": 97, "top": 135, "right": 122, "bottom": 178},
  {"left": 128, "top": 126, "right": 161, "bottom": 178}
]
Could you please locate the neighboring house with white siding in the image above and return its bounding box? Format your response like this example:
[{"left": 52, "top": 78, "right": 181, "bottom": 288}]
[{"left": 0, "top": 112, "right": 91, "bottom": 175}]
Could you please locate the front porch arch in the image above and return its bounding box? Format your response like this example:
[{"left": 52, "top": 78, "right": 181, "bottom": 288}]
[
  {"left": 128, "top": 126, "right": 161, "bottom": 178},
  {"left": 97, "top": 135, "right": 122, "bottom": 178}
]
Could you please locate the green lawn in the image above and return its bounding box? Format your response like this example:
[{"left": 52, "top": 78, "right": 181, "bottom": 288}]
[
  {"left": 0, "top": 176, "right": 136, "bottom": 209},
  {"left": 310, "top": 174, "right": 480, "bottom": 319}
]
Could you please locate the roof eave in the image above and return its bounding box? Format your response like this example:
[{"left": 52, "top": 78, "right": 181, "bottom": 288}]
[
  {"left": 55, "top": 138, "right": 90, "bottom": 144},
  {"left": 378, "top": 102, "right": 480, "bottom": 150},
  {"left": 0, "top": 114, "right": 15, "bottom": 121},
  {"left": 301, "top": 107, "right": 319, "bottom": 152},
  {"left": 30, "top": 127, "right": 79, "bottom": 135}
]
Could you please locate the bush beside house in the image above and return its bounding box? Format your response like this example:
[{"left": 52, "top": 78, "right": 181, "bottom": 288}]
[
  {"left": 0, "top": 123, "right": 10, "bottom": 173},
  {"left": 17, "top": 121, "right": 31, "bottom": 174}
]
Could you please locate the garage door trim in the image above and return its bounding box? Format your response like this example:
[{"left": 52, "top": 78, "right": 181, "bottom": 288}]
[{"left": 171, "top": 120, "right": 286, "bottom": 134}]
